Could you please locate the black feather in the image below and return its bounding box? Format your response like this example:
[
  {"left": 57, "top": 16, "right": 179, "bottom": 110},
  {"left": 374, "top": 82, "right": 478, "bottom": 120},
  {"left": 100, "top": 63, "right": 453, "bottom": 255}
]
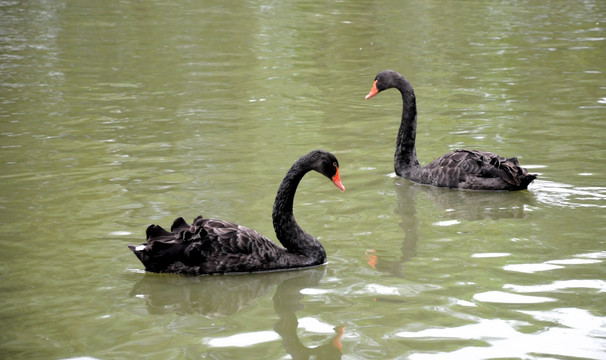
[
  {"left": 367, "top": 70, "right": 537, "bottom": 191},
  {"left": 127, "top": 150, "right": 342, "bottom": 275}
]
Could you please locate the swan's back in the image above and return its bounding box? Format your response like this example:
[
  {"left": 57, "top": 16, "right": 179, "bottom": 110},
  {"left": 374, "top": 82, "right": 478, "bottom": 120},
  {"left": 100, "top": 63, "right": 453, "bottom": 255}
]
[
  {"left": 129, "top": 216, "right": 302, "bottom": 275},
  {"left": 412, "top": 150, "right": 536, "bottom": 190}
]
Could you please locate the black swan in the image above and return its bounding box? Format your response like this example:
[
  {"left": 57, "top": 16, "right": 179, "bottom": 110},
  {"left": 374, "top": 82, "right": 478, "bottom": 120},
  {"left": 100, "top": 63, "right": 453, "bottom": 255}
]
[
  {"left": 128, "top": 150, "right": 345, "bottom": 275},
  {"left": 365, "top": 70, "right": 536, "bottom": 191}
]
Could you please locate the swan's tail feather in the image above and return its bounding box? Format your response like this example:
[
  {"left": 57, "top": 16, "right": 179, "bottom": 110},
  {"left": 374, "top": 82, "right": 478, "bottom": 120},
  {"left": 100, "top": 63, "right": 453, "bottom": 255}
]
[
  {"left": 519, "top": 172, "right": 538, "bottom": 189},
  {"left": 501, "top": 156, "right": 537, "bottom": 189},
  {"left": 507, "top": 156, "right": 521, "bottom": 167},
  {"left": 170, "top": 217, "right": 190, "bottom": 233},
  {"left": 483, "top": 153, "right": 536, "bottom": 190},
  {"left": 146, "top": 224, "right": 173, "bottom": 242},
  {"left": 129, "top": 216, "right": 209, "bottom": 273}
]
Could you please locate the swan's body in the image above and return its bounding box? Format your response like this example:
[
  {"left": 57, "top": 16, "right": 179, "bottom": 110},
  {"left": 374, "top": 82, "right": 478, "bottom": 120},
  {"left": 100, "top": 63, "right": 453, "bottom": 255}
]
[
  {"left": 366, "top": 70, "right": 536, "bottom": 191},
  {"left": 128, "top": 150, "right": 345, "bottom": 275}
]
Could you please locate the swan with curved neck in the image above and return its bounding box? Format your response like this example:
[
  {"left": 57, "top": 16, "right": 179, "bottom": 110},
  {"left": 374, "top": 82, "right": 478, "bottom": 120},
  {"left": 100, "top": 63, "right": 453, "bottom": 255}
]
[
  {"left": 366, "top": 70, "right": 536, "bottom": 190},
  {"left": 128, "top": 150, "right": 345, "bottom": 275}
]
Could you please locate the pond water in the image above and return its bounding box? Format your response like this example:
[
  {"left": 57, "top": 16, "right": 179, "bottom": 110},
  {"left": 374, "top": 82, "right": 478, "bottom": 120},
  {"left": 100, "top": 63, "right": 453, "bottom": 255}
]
[{"left": 1, "top": 0, "right": 605, "bottom": 359}]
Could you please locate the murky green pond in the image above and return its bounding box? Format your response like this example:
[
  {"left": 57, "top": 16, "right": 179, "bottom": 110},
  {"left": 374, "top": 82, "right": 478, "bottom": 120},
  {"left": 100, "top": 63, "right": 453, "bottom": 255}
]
[{"left": 1, "top": 0, "right": 605, "bottom": 359}]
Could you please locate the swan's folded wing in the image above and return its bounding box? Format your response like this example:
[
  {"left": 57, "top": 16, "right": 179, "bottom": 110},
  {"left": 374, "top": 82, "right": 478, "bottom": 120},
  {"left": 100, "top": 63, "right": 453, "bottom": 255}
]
[
  {"left": 201, "top": 219, "right": 283, "bottom": 256},
  {"left": 422, "top": 150, "right": 535, "bottom": 189}
]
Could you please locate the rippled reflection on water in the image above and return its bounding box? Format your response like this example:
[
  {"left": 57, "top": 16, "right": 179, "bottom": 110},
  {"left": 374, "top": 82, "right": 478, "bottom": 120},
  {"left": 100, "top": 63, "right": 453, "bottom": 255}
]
[
  {"left": 532, "top": 180, "right": 606, "bottom": 209},
  {"left": 2, "top": 0, "right": 606, "bottom": 359},
  {"left": 396, "top": 308, "right": 606, "bottom": 360}
]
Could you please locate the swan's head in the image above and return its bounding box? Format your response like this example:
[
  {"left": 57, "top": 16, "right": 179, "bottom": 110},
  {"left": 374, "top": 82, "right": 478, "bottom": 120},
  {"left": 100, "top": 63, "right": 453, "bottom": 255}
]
[
  {"left": 306, "top": 150, "right": 345, "bottom": 192},
  {"left": 365, "top": 70, "right": 406, "bottom": 100}
]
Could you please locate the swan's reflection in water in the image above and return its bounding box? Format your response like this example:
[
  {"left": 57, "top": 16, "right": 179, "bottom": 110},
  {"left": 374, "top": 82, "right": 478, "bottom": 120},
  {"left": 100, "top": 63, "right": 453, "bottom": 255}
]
[
  {"left": 367, "top": 179, "right": 537, "bottom": 277},
  {"left": 402, "top": 179, "right": 537, "bottom": 221},
  {"left": 272, "top": 270, "right": 344, "bottom": 359},
  {"left": 130, "top": 267, "right": 343, "bottom": 358}
]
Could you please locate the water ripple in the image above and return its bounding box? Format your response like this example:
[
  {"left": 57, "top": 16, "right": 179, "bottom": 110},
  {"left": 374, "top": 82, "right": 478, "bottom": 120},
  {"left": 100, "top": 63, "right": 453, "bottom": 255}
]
[
  {"left": 505, "top": 280, "right": 606, "bottom": 294},
  {"left": 203, "top": 331, "right": 280, "bottom": 348},
  {"left": 473, "top": 291, "right": 556, "bottom": 304},
  {"left": 395, "top": 309, "right": 606, "bottom": 360},
  {"left": 532, "top": 180, "right": 606, "bottom": 208},
  {"left": 504, "top": 252, "right": 604, "bottom": 274}
]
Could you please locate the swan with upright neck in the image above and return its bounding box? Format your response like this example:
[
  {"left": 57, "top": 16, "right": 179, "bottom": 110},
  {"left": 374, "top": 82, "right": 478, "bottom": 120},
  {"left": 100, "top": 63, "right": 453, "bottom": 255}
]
[
  {"left": 366, "top": 70, "right": 536, "bottom": 191},
  {"left": 128, "top": 150, "right": 345, "bottom": 275}
]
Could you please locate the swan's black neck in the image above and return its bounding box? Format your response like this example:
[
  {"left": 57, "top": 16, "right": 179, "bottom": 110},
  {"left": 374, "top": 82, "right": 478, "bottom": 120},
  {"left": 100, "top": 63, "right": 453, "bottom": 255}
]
[
  {"left": 393, "top": 76, "right": 420, "bottom": 177},
  {"left": 272, "top": 159, "right": 324, "bottom": 255}
]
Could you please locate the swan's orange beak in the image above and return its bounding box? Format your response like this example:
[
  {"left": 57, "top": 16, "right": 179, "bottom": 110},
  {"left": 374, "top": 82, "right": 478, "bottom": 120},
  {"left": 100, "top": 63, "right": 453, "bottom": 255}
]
[
  {"left": 332, "top": 166, "right": 345, "bottom": 192},
  {"left": 365, "top": 80, "right": 379, "bottom": 100}
]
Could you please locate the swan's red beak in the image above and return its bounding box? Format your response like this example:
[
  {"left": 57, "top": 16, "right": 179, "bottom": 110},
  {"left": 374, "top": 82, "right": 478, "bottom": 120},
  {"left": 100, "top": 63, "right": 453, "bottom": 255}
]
[
  {"left": 365, "top": 80, "right": 379, "bottom": 100},
  {"left": 332, "top": 166, "right": 345, "bottom": 192}
]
